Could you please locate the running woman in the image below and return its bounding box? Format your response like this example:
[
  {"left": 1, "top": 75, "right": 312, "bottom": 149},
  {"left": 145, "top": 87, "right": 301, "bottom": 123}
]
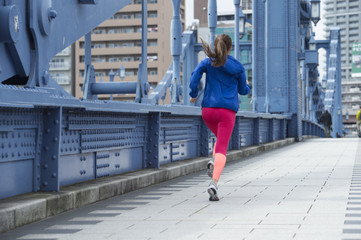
[{"left": 189, "top": 34, "right": 251, "bottom": 201}]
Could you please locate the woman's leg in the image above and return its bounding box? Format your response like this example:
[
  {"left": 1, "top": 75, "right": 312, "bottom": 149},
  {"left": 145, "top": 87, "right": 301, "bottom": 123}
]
[
  {"left": 212, "top": 110, "right": 235, "bottom": 182},
  {"left": 202, "top": 108, "right": 236, "bottom": 182}
]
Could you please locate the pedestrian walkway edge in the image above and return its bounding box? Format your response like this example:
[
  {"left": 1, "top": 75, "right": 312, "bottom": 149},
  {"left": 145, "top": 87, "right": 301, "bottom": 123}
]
[{"left": 0, "top": 138, "right": 296, "bottom": 234}]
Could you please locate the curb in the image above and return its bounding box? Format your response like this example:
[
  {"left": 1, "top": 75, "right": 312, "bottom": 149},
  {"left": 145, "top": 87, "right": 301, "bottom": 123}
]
[{"left": 0, "top": 138, "right": 295, "bottom": 234}]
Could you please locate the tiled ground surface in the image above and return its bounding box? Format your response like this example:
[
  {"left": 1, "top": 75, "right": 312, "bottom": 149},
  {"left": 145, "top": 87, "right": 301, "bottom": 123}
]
[{"left": 0, "top": 138, "right": 360, "bottom": 240}]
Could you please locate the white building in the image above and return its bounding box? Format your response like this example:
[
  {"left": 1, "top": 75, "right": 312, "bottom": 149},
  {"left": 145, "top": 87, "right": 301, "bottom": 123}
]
[{"left": 49, "top": 46, "right": 73, "bottom": 95}]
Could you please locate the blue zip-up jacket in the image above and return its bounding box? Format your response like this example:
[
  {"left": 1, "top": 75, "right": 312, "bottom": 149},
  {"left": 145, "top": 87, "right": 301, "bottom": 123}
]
[{"left": 189, "top": 55, "right": 250, "bottom": 112}]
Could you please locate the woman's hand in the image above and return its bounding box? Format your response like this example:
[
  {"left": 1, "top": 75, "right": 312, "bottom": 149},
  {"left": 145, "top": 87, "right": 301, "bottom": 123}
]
[{"left": 190, "top": 97, "right": 198, "bottom": 103}]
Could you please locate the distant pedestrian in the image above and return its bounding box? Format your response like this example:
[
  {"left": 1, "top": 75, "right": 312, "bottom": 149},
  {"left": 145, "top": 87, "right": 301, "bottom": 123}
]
[
  {"left": 357, "top": 106, "right": 361, "bottom": 136},
  {"left": 319, "top": 109, "right": 332, "bottom": 137},
  {"left": 189, "top": 34, "right": 251, "bottom": 201}
]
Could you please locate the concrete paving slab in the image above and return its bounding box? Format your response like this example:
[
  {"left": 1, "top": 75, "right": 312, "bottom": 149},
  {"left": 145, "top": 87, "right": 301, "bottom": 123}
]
[{"left": 0, "top": 138, "right": 361, "bottom": 240}]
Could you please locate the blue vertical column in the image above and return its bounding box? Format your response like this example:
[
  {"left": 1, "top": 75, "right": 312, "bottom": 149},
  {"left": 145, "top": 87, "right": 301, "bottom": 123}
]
[
  {"left": 253, "top": 0, "right": 301, "bottom": 140},
  {"left": 171, "top": 0, "right": 182, "bottom": 104},
  {"left": 253, "top": 117, "right": 260, "bottom": 146},
  {"left": 40, "top": 107, "right": 62, "bottom": 191},
  {"left": 234, "top": 0, "right": 240, "bottom": 61},
  {"left": 208, "top": 0, "right": 217, "bottom": 46},
  {"left": 182, "top": 31, "right": 197, "bottom": 106},
  {"left": 334, "top": 28, "right": 343, "bottom": 137},
  {"left": 231, "top": 116, "right": 241, "bottom": 150},
  {"left": 200, "top": 120, "right": 210, "bottom": 156},
  {"left": 146, "top": 112, "right": 160, "bottom": 169}
]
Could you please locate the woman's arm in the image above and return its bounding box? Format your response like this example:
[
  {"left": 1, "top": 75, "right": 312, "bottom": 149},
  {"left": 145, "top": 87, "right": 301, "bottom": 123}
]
[
  {"left": 189, "top": 59, "right": 207, "bottom": 98},
  {"left": 237, "top": 69, "right": 250, "bottom": 95}
]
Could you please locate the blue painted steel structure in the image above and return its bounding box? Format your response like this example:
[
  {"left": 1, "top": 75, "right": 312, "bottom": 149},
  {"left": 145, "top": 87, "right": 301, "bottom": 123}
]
[{"left": 0, "top": 0, "right": 330, "bottom": 200}]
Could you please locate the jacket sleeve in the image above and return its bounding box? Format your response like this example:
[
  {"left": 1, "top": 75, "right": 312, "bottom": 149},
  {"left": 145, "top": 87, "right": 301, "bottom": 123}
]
[
  {"left": 189, "top": 59, "right": 207, "bottom": 98},
  {"left": 237, "top": 66, "right": 250, "bottom": 95}
]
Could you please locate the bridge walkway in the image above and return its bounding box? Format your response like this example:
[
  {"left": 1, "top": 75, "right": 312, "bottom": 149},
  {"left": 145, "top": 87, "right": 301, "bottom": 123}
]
[{"left": 0, "top": 138, "right": 360, "bottom": 240}]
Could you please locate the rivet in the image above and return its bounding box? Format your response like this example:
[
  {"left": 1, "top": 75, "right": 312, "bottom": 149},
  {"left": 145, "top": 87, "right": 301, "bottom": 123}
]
[
  {"left": 44, "top": 146, "right": 49, "bottom": 151},
  {"left": 54, "top": 120, "right": 59, "bottom": 124},
  {"left": 53, "top": 137, "right": 58, "bottom": 142},
  {"left": 43, "top": 164, "right": 48, "bottom": 169},
  {"left": 43, "top": 181, "right": 48, "bottom": 186},
  {"left": 52, "top": 155, "right": 57, "bottom": 160},
  {"left": 46, "top": 129, "right": 50, "bottom": 133},
  {"left": 52, "top": 173, "right": 57, "bottom": 178}
]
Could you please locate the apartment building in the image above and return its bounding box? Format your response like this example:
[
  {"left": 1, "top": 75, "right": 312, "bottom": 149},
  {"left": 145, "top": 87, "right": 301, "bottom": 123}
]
[
  {"left": 323, "top": 0, "right": 361, "bottom": 136},
  {"left": 74, "top": 0, "right": 185, "bottom": 100},
  {"left": 49, "top": 46, "right": 73, "bottom": 95}
]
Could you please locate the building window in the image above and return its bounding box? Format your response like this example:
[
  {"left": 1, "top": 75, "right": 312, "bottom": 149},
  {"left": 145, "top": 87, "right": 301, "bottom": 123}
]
[
  {"left": 108, "top": 28, "right": 121, "bottom": 34},
  {"left": 92, "top": 56, "right": 106, "bottom": 62},
  {"left": 92, "top": 28, "right": 106, "bottom": 34},
  {"left": 92, "top": 43, "right": 106, "bottom": 48},
  {"left": 121, "top": 27, "right": 134, "bottom": 33},
  {"left": 122, "top": 56, "right": 135, "bottom": 62},
  {"left": 108, "top": 42, "right": 120, "bottom": 48},
  {"left": 148, "top": 40, "right": 157, "bottom": 46},
  {"left": 148, "top": 26, "right": 158, "bottom": 32},
  {"left": 95, "top": 71, "right": 106, "bottom": 77},
  {"left": 149, "top": 12, "right": 157, "bottom": 18},
  {"left": 110, "top": 14, "right": 120, "bottom": 20},
  {"left": 122, "top": 42, "right": 135, "bottom": 47},
  {"left": 147, "top": 55, "right": 158, "bottom": 61},
  {"left": 121, "top": 14, "right": 134, "bottom": 19},
  {"left": 149, "top": 69, "right": 158, "bottom": 75},
  {"left": 125, "top": 70, "right": 135, "bottom": 76}
]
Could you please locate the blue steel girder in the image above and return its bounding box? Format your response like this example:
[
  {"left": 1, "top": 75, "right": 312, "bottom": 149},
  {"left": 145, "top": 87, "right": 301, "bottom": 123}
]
[
  {"left": 324, "top": 28, "right": 343, "bottom": 137},
  {"left": 0, "top": 0, "right": 132, "bottom": 90},
  {"left": 253, "top": 0, "right": 301, "bottom": 139}
]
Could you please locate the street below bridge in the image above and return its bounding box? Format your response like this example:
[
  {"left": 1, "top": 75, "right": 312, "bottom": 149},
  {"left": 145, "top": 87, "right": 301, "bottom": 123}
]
[{"left": 1, "top": 138, "right": 360, "bottom": 240}]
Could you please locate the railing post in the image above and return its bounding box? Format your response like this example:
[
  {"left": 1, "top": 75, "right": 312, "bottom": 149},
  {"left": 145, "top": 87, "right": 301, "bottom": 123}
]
[
  {"left": 171, "top": 0, "right": 182, "bottom": 104},
  {"left": 200, "top": 120, "right": 210, "bottom": 156},
  {"left": 231, "top": 116, "right": 241, "bottom": 150},
  {"left": 253, "top": 117, "right": 260, "bottom": 146},
  {"left": 280, "top": 118, "right": 286, "bottom": 139},
  {"left": 268, "top": 118, "right": 274, "bottom": 142},
  {"left": 208, "top": 0, "right": 217, "bottom": 47},
  {"left": 147, "top": 112, "right": 160, "bottom": 169},
  {"left": 40, "top": 107, "right": 62, "bottom": 191}
]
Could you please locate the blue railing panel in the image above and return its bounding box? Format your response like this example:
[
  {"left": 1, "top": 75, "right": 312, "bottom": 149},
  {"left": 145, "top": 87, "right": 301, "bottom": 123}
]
[
  {"left": 239, "top": 118, "right": 254, "bottom": 147},
  {"left": 259, "top": 119, "right": 270, "bottom": 143}
]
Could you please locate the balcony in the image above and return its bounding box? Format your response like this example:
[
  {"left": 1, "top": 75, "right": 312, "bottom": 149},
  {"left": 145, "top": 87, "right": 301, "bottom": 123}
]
[
  {"left": 49, "top": 62, "right": 71, "bottom": 70},
  {"left": 56, "top": 47, "right": 71, "bottom": 56},
  {"left": 53, "top": 76, "right": 71, "bottom": 85}
]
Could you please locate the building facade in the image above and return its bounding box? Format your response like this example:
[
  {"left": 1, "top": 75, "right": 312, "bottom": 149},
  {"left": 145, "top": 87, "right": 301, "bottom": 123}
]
[
  {"left": 323, "top": 0, "right": 361, "bottom": 136},
  {"left": 74, "top": 0, "right": 185, "bottom": 101}
]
